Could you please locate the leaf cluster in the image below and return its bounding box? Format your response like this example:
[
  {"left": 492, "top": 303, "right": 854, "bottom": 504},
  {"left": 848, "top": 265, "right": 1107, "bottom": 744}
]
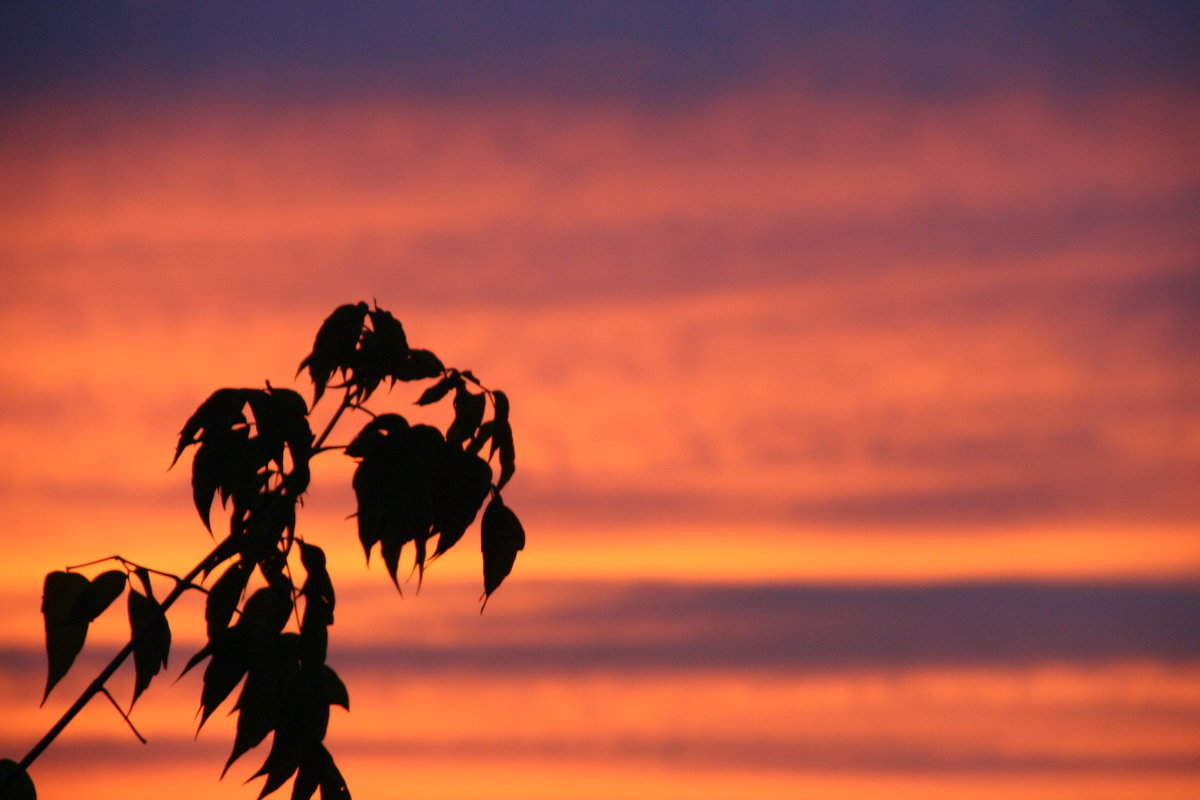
[{"left": 26, "top": 302, "right": 528, "bottom": 800}]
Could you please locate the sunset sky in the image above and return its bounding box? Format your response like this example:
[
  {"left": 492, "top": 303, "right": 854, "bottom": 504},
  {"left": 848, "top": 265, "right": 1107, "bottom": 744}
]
[{"left": 2, "top": 3, "right": 1199, "bottom": 799}]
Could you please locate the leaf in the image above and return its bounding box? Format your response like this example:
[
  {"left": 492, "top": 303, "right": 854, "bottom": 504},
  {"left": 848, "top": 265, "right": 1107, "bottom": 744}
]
[
  {"left": 350, "top": 421, "right": 438, "bottom": 573},
  {"left": 299, "top": 544, "right": 335, "bottom": 668},
  {"left": 480, "top": 495, "right": 526, "bottom": 606},
  {"left": 252, "top": 725, "right": 304, "bottom": 800},
  {"left": 191, "top": 425, "right": 252, "bottom": 531},
  {"left": 171, "top": 388, "right": 248, "bottom": 468},
  {"left": 247, "top": 386, "right": 313, "bottom": 478},
  {"left": 40, "top": 571, "right": 90, "bottom": 703},
  {"left": 445, "top": 386, "right": 486, "bottom": 446},
  {"left": 224, "top": 632, "right": 296, "bottom": 776},
  {"left": 128, "top": 588, "right": 171, "bottom": 707},
  {"left": 415, "top": 372, "right": 459, "bottom": 406},
  {"left": 311, "top": 745, "right": 350, "bottom": 800},
  {"left": 431, "top": 449, "right": 492, "bottom": 558},
  {"left": 367, "top": 306, "right": 408, "bottom": 360},
  {"left": 240, "top": 586, "right": 293, "bottom": 635},
  {"left": 198, "top": 629, "right": 251, "bottom": 727},
  {"left": 290, "top": 752, "right": 320, "bottom": 800},
  {"left": 0, "top": 759, "right": 36, "bottom": 800},
  {"left": 206, "top": 560, "right": 250, "bottom": 638},
  {"left": 390, "top": 348, "right": 444, "bottom": 381},
  {"left": 321, "top": 665, "right": 349, "bottom": 711},
  {"left": 465, "top": 420, "right": 494, "bottom": 456},
  {"left": 181, "top": 642, "right": 212, "bottom": 677},
  {"left": 297, "top": 302, "right": 369, "bottom": 405},
  {"left": 490, "top": 390, "right": 516, "bottom": 490},
  {"left": 65, "top": 569, "right": 127, "bottom": 624}
]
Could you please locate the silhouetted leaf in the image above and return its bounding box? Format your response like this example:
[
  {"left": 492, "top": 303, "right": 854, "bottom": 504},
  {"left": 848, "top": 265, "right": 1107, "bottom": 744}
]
[
  {"left": 299, "top": 544, "right": 334, "bottom": 667},
  {"left": 445, "top": 386, "right": 486, "bottom": 446},
  {"left": 65, "top": 569, "right": 127, "bottom": 624},
  {"left": 480, "top": 495, "right": 525, "bottom": 606},
  {"left": 225, "top": 633, "right": 298, "bottom": 776},
  {"left": 239, "top": 491, "right": 299, "bottom": 561},
  {"left": 345, "top": 305, "right": 412, "bottom": 402},
  {"left": 181, "top": 642, "right": 212, "bottom": 677},
  {"left": 191, "top": 425, "right": 262, "bottom": 531},
  {"left": 252, "top": 725, "right": 303, "bottom": 799},
  {"left": 0, "top": 759, "right": 36, "bottom": 800},
  {"left": 199, "top": 628, "right": 252, "bottom": 727},
  {"left": 241, "top": 585, "right": 293, "bottom": 635},
  {"left": 431, "top": 449, "right": 492, "bottom": 558},
  {"left": 128, "top": 588, "right": 171, "bottom": 707},
  {"left": 350, "top": 420, "right": 439, "bottom": 576},
  {"left": 171, "top": 388, "right": 248, "bottom": 468},
  {"left": 465, "top": 420, "right": 494, "bottom": 456},
  {"left": 321, "top": 666, "right": 349, "bottom": 711},
  {"left": 297, "top": 302, "right": 369, "bottom": 405},
  {"left": 490, "top": 390, "right": 516, "bottom": 490},
  {"left": 290, "top": 751, "right": 320, "bottom": 800},
  {"left": 247, "top": 387, "right": 313, "bottom": 479},
  {"left": 290, "top": 745, "right": 349, "bottom": 800},
  {"left": 40, "top": 571, "right": 90, "bottom": 703},
  {"left": 206, "top": 560, "right": 250, "bottom": 638},
  {"left": 390, "top": 348, "right": 444, "bottom": 381},
  {"left": 415, "top": 372, "right": 459, "bottom": 406}
]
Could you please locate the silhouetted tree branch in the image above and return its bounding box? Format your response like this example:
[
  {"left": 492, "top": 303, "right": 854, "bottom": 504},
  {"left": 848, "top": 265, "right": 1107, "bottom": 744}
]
[{"left": 0, "top": 303, "right": 526, "bottom": 800}]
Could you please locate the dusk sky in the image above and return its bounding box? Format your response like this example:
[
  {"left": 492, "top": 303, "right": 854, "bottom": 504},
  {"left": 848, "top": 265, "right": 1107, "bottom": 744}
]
[{"left": 2, "top": 3, "right": 1198, "bottom": 799}]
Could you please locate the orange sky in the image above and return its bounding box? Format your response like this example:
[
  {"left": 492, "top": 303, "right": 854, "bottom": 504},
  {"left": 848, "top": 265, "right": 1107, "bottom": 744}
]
[{"left": 1, "top": 4, "right": 1198, "bottom": 799}]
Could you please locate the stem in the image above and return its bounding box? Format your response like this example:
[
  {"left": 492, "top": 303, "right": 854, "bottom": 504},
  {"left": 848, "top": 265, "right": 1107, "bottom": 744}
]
[
  {"left": 313, "top": 389, "right": 354, "bottom": 452},
  {"left": 4, "top": 536, "right": 230, "bottom": 788},
  {"left": 100, "top": 688, "right": 147, "bottom": 744}
]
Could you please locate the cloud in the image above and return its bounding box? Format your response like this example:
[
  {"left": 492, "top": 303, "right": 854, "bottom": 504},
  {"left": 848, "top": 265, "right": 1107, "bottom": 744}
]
[
  {"left": 3, "top": 2, "right": 1198, "bottom": 102},
  {"left": 8, "top": 579, "right": 1193, "bottom": 676}
]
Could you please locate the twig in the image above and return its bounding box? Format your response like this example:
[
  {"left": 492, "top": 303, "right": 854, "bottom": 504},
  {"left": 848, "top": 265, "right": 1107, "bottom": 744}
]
[{"left": 100, "top": 688, "right": 147, "bottom": 745}]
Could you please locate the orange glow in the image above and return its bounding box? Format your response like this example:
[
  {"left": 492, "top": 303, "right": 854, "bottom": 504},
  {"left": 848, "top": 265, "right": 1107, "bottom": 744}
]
[{"left": 2, "top": 16, "right": 1198, "bottom": 797}]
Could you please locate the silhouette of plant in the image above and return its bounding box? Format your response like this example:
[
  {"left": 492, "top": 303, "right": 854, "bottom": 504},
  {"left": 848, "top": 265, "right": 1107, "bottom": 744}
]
[{"left": 0, "top": 303, "right": 525, "bottom": 800}]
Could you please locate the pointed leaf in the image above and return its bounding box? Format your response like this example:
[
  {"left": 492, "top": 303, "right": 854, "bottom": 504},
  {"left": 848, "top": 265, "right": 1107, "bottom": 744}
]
[
  {"left": 488, "top": 390, "right": 516, "bottom": 489},
  {"left": 128, "top": 588, "right": 171, "bottom": 707},
  {"left": 171, "top": 388, "right": 248, "bottom": 468},
  {"left": 368, "top": 306, "right": 408, "bottom": 355},
  {"left": 0, "top": 759, "right": 36, "bottom": 800},
  {"left": 290, "top": 753, "right": 320, "bottom": 800},
  {"left": 415, "top": 372, "right": 459, "bottom": 406},
  {"left": 431, "top": 449, "right": 492, "bottom": 557},
  {"left": 40, "top": 571, "right": 90, "bottom": 702},
  {"left": 321, "top": 666, "right": 349, "bottom": 711},
  {"left": 206, "top": 560, "right": 251, "bottom": 638},
  {"left": 297, "top": 302, "right": 369, "bottom": 405},
  {"left": 480, "top": 495, "right": 526, "bottom": 605},
  {"left": 181, "top": 642, "right": 213, "bottom": 677},
  {"left": 243, "top": 585, "right": 294, "bottom": 633},
  {"left": 317, "top": 746, "right": 350, "bottom": 800},
  {"left": 445, "top": 386, "right": 486, "bottom": 446},
  {"left": 390, "top": 348, "right": 443, "bottom": 381},
  {"left": 199, "top": 634, "right": 250, "bottom": 727},
  {"left": 224, "top": 632, "right": 293, "bottom": 775},
  {"left": 465, "top": 420, "right": 494, "bottom": 456}
]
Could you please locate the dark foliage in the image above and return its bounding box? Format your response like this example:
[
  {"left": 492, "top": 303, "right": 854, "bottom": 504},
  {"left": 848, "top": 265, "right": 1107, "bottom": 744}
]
[{"left": 16, "top": 303, "right": 527, "bottom": 800}]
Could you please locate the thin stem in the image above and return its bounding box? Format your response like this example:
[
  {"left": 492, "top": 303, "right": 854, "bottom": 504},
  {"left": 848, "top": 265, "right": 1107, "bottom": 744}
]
[
  {"left": 313, "top": 389, "right": 354, "bottom": 452},
  {"left": 64, "top": 555, "right": 124, "bottom": 571},
  {"left": 100, "top": 688, "right": 147, "bottom": 745}
]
